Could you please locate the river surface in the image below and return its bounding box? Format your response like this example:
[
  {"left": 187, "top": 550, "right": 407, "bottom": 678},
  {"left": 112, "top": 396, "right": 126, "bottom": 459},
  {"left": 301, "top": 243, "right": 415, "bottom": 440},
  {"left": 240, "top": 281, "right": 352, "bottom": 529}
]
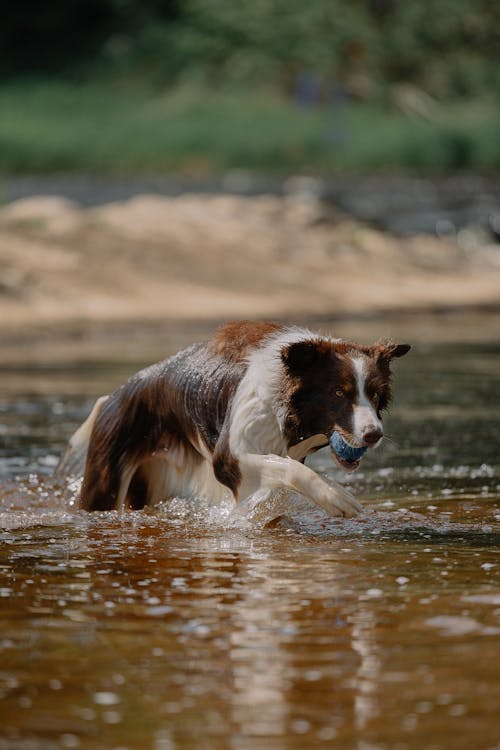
[{"left": 1, "top": 324, "right": 499, "bottom": 750}]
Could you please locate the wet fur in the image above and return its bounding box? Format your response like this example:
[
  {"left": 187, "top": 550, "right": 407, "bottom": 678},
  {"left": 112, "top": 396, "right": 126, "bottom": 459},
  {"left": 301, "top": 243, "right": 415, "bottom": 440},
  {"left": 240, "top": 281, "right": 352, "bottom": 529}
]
[{"left": 69, "top": 321, "right": 409, "bottom": 517}]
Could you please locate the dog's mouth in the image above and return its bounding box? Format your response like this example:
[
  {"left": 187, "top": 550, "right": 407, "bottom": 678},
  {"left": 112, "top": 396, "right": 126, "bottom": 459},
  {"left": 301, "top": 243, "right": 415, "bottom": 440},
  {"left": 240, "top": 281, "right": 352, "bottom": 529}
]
[{"left": 329, "top": 431, "right": 368, "bottom": 472}]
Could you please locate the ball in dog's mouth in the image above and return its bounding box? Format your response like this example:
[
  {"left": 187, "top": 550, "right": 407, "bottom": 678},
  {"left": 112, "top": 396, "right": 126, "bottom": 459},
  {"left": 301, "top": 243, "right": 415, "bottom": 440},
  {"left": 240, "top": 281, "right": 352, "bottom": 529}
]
[{"left": 330, "top": 431, "right": 367, "bottom": 472}]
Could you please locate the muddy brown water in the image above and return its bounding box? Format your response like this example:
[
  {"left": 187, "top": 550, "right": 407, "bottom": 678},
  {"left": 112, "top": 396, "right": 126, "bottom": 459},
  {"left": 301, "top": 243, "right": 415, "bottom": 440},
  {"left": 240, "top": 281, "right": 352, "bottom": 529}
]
[{"left": 1, "top": 324, "right": 499, "bottom": 750}]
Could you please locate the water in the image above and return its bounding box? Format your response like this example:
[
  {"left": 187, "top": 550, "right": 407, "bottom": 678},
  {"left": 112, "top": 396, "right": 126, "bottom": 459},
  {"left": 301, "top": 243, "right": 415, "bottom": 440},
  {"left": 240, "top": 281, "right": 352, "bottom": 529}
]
[{"left": 1, "top": 330, "right": 500, "bottom": 749}]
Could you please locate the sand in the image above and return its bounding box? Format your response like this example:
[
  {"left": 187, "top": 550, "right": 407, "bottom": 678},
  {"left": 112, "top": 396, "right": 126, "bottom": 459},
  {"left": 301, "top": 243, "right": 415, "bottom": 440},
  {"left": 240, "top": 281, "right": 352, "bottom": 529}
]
[{"left": 1, "top": 192, "right": 499, "bottom": 353}]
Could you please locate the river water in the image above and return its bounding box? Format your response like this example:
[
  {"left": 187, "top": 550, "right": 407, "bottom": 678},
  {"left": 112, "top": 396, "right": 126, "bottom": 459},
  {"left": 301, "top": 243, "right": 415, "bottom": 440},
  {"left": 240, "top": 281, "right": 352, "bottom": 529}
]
[{"left": 1, "top": 321, "right": 499, "bottom": 750}]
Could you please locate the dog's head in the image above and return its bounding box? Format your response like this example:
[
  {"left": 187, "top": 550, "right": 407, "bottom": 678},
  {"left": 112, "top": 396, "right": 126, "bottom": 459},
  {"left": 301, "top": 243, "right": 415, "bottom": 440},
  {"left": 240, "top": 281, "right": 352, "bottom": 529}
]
[{"left": 281, "top": 338, "right": 410, "bottom": 471}]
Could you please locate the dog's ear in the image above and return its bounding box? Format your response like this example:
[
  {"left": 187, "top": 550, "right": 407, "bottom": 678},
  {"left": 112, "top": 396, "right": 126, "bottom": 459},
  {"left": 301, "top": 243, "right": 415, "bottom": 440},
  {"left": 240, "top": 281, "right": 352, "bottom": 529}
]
[
  {"left": 281, "top": 340, "right": 328, "bottom": 374},
  {"left": 374, "top": 341, "right": 411, "bottom": 361},
  {"left": 387, "top": 343, "right": 411, "bottom": 359}
]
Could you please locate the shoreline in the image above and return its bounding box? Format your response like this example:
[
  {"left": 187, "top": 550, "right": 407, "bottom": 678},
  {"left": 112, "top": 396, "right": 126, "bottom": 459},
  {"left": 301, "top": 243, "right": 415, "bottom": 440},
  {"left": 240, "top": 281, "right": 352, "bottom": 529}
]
[
  {"left": 1, "top": 192, "right": 500, "bottom": 364},
  {"left": 3, "top": 172, "right": 500, "bottom": 236}
]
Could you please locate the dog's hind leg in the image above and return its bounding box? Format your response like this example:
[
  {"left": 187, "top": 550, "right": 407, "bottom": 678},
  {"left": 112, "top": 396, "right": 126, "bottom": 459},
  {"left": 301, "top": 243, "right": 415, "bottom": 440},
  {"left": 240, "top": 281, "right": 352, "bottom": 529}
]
[
  {"left": 55, "top": 396, "right": 109, "bottom": 478},
  {"left": 236, "top": 453, "right": 363, "bottom": 518},
  {"left": 79, "top": 451, "right": 140, "bottom": 512}
]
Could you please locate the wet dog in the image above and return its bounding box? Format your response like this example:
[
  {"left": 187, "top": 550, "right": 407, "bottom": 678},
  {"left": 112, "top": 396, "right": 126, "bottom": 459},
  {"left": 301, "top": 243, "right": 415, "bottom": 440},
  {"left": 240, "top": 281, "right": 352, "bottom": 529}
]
[{"left": 59, "top": 321, "right": 409, "bottom": 517}]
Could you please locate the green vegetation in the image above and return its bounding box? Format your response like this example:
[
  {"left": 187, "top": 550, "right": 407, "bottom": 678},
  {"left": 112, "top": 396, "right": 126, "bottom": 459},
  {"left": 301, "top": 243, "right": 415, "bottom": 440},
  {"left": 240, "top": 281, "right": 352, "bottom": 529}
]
[
  {"left": 1, "top": 1, "right": 500, "bottom": 174},
  {"left": 3, "top": 1, "right": 500, "bottom": 100},
  {"left": 1, "top": 80, "right": 499, "bottom": 174}
]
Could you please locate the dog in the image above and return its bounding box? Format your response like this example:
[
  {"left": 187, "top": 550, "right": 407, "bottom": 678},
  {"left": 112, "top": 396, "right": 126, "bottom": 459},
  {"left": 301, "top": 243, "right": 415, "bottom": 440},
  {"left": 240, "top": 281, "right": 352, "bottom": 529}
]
[{"left": 58, "top": 321, "right": 410, "bottom": 517}]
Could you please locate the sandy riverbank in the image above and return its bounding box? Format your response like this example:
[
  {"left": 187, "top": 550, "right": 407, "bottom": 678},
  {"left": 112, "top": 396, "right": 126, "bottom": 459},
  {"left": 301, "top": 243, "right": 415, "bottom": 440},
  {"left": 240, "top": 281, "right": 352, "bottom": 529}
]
[{"left": 1, "top": 192, "right": 499, "bottom": 359}]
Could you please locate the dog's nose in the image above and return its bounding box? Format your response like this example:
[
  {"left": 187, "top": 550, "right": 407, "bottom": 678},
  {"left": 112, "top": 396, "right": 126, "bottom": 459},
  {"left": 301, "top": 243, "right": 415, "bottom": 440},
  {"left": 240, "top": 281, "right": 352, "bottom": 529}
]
[{"left": 362, "top": 427, "right": 383, "bottom": 446}]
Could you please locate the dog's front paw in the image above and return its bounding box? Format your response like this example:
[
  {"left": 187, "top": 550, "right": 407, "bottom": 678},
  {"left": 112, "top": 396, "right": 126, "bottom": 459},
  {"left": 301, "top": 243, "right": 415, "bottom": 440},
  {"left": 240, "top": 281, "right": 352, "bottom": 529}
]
[{"left": 319, "top": 485, "right": 363, "bottom": 518}]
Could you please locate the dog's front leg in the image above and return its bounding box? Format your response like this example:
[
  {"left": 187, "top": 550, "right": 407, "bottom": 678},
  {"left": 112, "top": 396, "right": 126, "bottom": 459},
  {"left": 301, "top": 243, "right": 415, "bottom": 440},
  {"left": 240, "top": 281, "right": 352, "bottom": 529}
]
[{"left": 236, "top": 453, "right": 363, "bottom": 518}]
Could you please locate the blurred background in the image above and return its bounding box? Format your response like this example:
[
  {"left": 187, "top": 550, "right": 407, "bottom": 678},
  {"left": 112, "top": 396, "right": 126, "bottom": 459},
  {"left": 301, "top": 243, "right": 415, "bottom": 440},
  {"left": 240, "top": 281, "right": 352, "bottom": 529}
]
[
  {"left": 1, "top": 0, "right": 500, "bottom": 359},
  {"left": 2, "top": 0, "right": 500, "bottom": 173}
]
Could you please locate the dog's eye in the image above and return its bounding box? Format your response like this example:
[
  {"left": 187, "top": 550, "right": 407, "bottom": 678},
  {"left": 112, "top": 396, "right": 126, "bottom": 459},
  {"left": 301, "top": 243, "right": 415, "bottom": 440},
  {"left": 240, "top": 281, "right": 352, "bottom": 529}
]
[{"left": 335, "top": 389, "right": 345, "bottom": 399}]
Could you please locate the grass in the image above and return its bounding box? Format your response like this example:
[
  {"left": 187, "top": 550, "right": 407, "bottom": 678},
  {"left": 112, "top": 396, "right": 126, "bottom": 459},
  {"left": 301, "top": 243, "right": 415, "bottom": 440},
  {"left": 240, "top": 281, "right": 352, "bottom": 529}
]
[{"left": 1, "top": 79, "right": 499, "bottom": 174}]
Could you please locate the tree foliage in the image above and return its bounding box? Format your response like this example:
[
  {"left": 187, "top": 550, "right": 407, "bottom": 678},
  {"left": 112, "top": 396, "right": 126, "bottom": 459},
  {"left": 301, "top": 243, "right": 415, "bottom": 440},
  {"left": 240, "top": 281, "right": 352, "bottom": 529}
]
[{"left": 1, "top": 0, "right": 499, "bottom": 98}]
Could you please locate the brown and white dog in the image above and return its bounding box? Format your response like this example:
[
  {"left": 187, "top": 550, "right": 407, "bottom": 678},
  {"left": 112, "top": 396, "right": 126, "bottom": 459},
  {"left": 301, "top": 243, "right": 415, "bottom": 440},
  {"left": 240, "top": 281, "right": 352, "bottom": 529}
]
[{"left": 60, "top": 321, "right": 409, "bottom": 517}]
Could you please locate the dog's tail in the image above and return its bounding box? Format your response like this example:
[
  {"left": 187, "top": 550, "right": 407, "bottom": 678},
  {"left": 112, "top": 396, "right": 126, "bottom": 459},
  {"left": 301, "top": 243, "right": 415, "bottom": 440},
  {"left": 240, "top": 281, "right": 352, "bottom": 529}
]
[{"left": 55, "top": 395, "right": 109, "bottom": 478}]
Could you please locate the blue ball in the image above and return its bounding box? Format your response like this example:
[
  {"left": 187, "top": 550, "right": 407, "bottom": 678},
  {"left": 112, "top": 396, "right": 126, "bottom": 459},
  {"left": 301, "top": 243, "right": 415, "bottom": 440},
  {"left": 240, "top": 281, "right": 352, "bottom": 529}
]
[{"left": 330, "top": 431, "right": 367, "bottom": 462}]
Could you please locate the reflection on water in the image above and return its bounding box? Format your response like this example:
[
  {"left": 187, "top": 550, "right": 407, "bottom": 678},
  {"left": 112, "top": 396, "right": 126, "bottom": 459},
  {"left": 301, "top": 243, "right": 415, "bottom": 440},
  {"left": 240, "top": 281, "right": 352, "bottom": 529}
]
[{"left": 0, "top": 332, "right": 499, "bottom": 749}]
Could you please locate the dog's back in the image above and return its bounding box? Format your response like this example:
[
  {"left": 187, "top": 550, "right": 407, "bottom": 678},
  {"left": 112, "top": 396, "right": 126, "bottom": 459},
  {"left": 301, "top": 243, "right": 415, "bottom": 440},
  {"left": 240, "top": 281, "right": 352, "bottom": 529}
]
[{"left": 78, "top": 322, "right": 282, "bottom": 510}]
